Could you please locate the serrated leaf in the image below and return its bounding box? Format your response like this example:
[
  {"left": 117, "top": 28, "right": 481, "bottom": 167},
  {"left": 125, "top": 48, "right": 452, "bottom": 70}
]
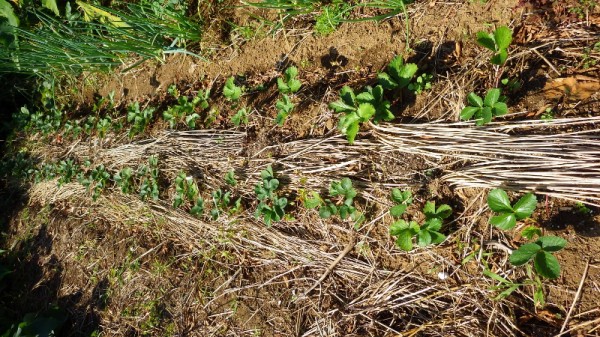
[
  {"left": 513, "top": 193, "right": 537, "bottom": 219},
  {"left": 534, "top": 251, "right": 560, "bottom": 279},
  {"left": 423, "top": 201, "right": 436, "bottom": 217},
  {"left": 424, "top": 218, "right": 442, "bottom": 231},
  {"left": 319, "top": 204, "right": 334, "bottom": 219},
  {"left": 510, "top": 243, "right": 541, "bottom": 265},
  {"left": 417, "top": 230, "right": 432, "bottom": 246},
  {"left": 435, "top": 204, "right": 452, "bottom": 219},
  {"left": 0, "top": 0, "right": 19, "bottom": 26},
  {"left": 430, "top": 231, "right": 446, "bottom": 244},
  {"left": 460, "top": 106, "right": 480, "bottom": 120},
  {"left": 288, "top": 79, "right": 301, "bottom": 93},
  {"left": 356, "top": 103, "right": 376, "bottom": 121},
  {"left": 377, "top": 72, "right": 399, "bottom": 90},
  {"left": 396, "top": 229, "right": 413, "bottom": 251},
  {"left": 340, "top": 86, "right": 356, "bottom": 106},
  {"left": 494, "top": 26, "right": 512, "bottom": 50},
  {"left": 329, "top": 100, "right": 356, "bottom": 113},
  {"left": 476, "top": 31, "right": 496, "bottom": 51},
  {"left": 345, "top": 119, "right": 360, "bottom": 144},
  {"left": 390, "top": 204, "right": 407, "bottom": 217},
  {"left": 484, "top": 88, "right": 501, "bottom": 107},
  {"left": 476, "top": 107, "right": 493, "bottom": 125},
  {"left": 491, "top": 49, "right": 508, "bottom": 65},
  {"left": 521, "top": 226, "right": 542, "bottom": 240},
  {"left": 387, "top": 55, "right": 404, "bottom": 76},
  {"left": 285, "top": 66, "right": 298, "bottom": 79},
  {"left": 390, "top": 219, "right": 409, "bottom": 235},
  {"left": 492, "top": 102, "right": 508, "bottom": 116},
  {"left": 537, "top": 236, "right": 567, "bottom": 252},
  {"left": 490, "top": 213, "right": 516, "bottom": 230},
  {"left": 467, "top": 92, "right": 483, "bottom": 108},
  {"left": 304, "top": 192, "right": 323, "bottom": 209},
  {"left": 356, "top": 91, "right": 374, "bottom": 103},
  {"left": 487, "top": 189, "right": 513, "bottom": 212},
  {"left": 277, "top": 78, "right": 289, "bottom": 93}
]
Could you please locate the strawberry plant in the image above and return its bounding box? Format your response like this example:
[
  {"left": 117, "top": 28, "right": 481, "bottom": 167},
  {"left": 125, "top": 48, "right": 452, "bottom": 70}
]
[
  {"left": 277, "top": 66, "right": 301, "bottom": 94},
  {"left": 127, "top": 101, "right": 155, "bottom": 137},
  {"left": 223, "top": 76, "right": 243, "bottom": 101},
  {"left": 96, "top": 117, "right": 112, "bottom": 138},
  {"left": 408, "top": 73, "right": 432, "bottom": 94},
  {"left": 138, "top": 156, "right": 160, "bottom": 201},
  {"left": 476, "top": 26, "right": 512, "bottom": 66},
  {"left": 254, "top": 166, "right": 287, "bottom": 226},
  {"left": 510, "top": 235, "right": 567, "bottom": 279},
  {"left": 275, "top": 94, "right": 294, "bottom": 126},
  {"left": 389, "top": 188, "right": 413, "bottom": 217},
  {"left": 173, "top": 172, "right": 200, "bottom": 208},
  {"left": 56, "top": 159, "right": 77, "bottom": 186},
  {"left": 231, "top": 107, "right": 248, "bottom": 126},
  {"left": 304, "top": 178, "right": 365, "bottom": 228},
  {"left": 377, "top": 55, "right": 418, "bottom": 91},
  {"left": 163, "top": 85, "right": 209, "bottom": 129},
  {"left": 329, "top": 85, "right": 392, "bottom": 144},
  {"left": 390, "top": 201, "right": 451, "bottom": 251},
  {"left": 487, "top": 189, "right": 537, "bottom": 230},
  {"left": 460, "top": 88, "right": 508, "bottom": 125},
  {"left": 114, "top": 167, "right": 134, "bottom": 194},
  {"left": 89, "top": 164, "right": 110, "bottom": 201},
  {"left": 225, "top": 170, "right": 237, "bottom": 186},
  {"left": 190, "top": 197, "right": 205, "bottom": 217}
]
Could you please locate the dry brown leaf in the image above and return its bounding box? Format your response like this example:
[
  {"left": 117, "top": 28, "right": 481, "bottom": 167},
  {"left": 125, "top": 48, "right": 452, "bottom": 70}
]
[{"left": 543, "top": 76, "right": 600, "bottom": 101}]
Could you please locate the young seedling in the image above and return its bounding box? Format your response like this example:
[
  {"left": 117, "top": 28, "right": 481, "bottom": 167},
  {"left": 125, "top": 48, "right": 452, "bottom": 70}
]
[
  {"left": 210, "top": 189, "right": 231, "bottom": 220},
  {"left": 510, "top": 236, "right": 567, "bottom": 279},
  {"left": 190, "top": 197, "right": 205, "bottom": 217},
  {"left": 114, "top": 167, "right": 134, "bottom": 194},
  {"left": 225, "top": 170, "right": 237, "bottom": 186},
  {"left": 377, "top": 55, "right": 418, "bottom": 91},
  {"left": 476, "top": 26, "right": 512, "bottom": 66},
  {"left": 223, "top": 76, "right": 243, "bottom": 101},
  {"left": 275, "top": 94, "right": 294, "bottom": 126},
  {"left": 408, "top": 73, "right": 433, "bottom": 94},
  {"left": 329, "top": 85, "right": 392, "bottom": 144},
  {"left": 231, "top": 107, "right": 248, "bottom": 126},
  {"left": 254, "top": 166, "right": 287, "bottom": 226},
  {"left": 127, "top": 102, "right": 155, "bottom": 137},
  {"left": 460, "top": 88, "right": 508, "bottom": 125},
  {"left": 173, "top": 172, "right": 199, "bottom": 208},
  {"left": 304, "top": 178, "right": 365, "bottom": 228},
  {"left": 389, "top": 188, "right": 413, "bottom": 217},
  {"left": 487, "top": 189, "right": 537, "bottom": 230},
  {"left": 277, "top": 66, "right": 302, "bottom": 94},
  {"left": 138, "top": 156, "right": 160, "bottom": 201},
  {"left": 89, "top": 164, "right": 111, "bottom": 201},
  {"left": 56, "top": 159, "right": 77, "bottom": 186},
  {"left": 389, "top": 201, "right": 451, "bottom": 251},
  {"left": 163, "top": 85, "right": 208, "bottom": 129}
]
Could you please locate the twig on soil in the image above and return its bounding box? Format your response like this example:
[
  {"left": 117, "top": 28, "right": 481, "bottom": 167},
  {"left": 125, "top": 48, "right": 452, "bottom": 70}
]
[{"left": 559, "top": 258, "right": 591, "bottom": 335}]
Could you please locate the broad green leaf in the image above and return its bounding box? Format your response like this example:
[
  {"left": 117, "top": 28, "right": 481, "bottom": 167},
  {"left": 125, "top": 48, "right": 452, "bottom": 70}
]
[
  {"left": 424, "top": 218, "right": 442, "bottom": 232},
  {"left": 340, "top": 86, "right": 356, "bottom": 106},
  {"left": 345, "top": 120, "right": 360, "bottom": 144},
  {"left": 319, "top": 205, "right": 334, "bottom": 219},
  {"left": 490, "top": 213, "right": 516, "bottom": 230},
  {"left": 467, "top": 92, "right": 483, "bottom": 108},
  {"left": 377, "top": 72, "right": 399, "bottom": 90},
  {"left": 389, "top": 219, "right": 409, "bottom": 235},
  {"left": 277, "top": 78, "right": 289, "bottom": 93},
  {"left": 42, "top": 0, "right": 60, "bottom": 16},
  {"left": 0, "top": 0, "right": 19, "bottom": 26},
  {"left": 339, "top": 205, "right": 349, "bottom": 219},
  {"left": 304, "top": 192, "right": 323, "bottom": 209},
  {"left": 288, "top": 79, "right": 301, "bottom": 93},
  {"left": 476, "top": 107, "right": 493, "bottom": 125},
  {"left": 329, "top": 100, "right": 355, "bottom": 113},
  {"left": 492, "top": 102, "right": 508, "bottom": 116},
  {"left": 417, "top": 230, "right": 432, "bottom": 246},
  {"left": 476, "top": 31, "right": 496, "bottom": 51},
  {"left": 390, "top": 204, "right": 407, "bottom": 217},
  {"left": 223, "top": 77, "right": 242, "bottom": 101},
  {"left": 396, "top": 229, "right": 413, "bottom": 251},
  {"left": 338, "top": 112, "right": 359, "bottom": 132},
  {"left": 487, "top": 189, "right": 513, "bottom": 212},
  {"left": 372, "top": 85, "right": 384, "bottom": 102},
  {"left": 491, "top": 49, "right": 508, "bottom": 65},
  {"left": 396, "top": 63, "right": 418, "bottom": 89},
  {"left": 484, "top": 88, "right": 500, "bottom": 107},
  {"left": 537, "top": 236, "right": 567, "bottom": 252},
  {"left": 460, "top": 106, "right": 479, "bottom": 120},
  {"left": 509, "top": 243, "right": 541, "bottom": 266},
  {"left": 435, "top": 204, "right": 452, "bottom": 219},
  {"left": 276, "top": 197, "right": 288, "bottom": 209},
  {"left": 494, "top": 26, "right": 512, "bottom": 50},
  {"left": 387, "top": 55, "right": 405, "bottom": 78},
  {"left": 356, "top": 103, "right": 376, "bottom": 121},
  {"left": 356, "top": 91, "right": 375, "bottom": 103},
  {"left": 430, "top": 231, "right": 446, "bottom": 244},
  {"left": 513, "top": 193, "right": 537, "bottom": 219},
  {"left": 391, "top": 188, "right": 411, "bottom": 203},
  {"left": 534, "top": 251, "right": 560, "bottom": 279},
  {"left": 285, "top": 66, "right": 298, "bottom": 79},
  {"left": 409, "top": 221, "right": 420, "bottom": 232},
  {"left": 521, "top": 226, "right": 542, "bottom": 240},
  {"left": 423, "top": 201, "right": 436, "bottom": 217}
]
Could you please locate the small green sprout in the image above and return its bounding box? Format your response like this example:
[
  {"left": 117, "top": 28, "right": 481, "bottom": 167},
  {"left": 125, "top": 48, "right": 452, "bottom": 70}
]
[
  {"left": 190, "top": 197, "right": 205, "bottom": 217},
  {"left": 275, "top": 94, "right": 294, "bottom": 126},
  {"left": 127, "top": 102, "right": 155, "bottom": 137},
  {"left": 225, "top": 170, "right": 237, "bottom": 186},
  {"left": 138, "top": 156, "right": 160, "bottom": 201},
  {"left": 114, "top": 167, "right": 134, "bottom": 194},
  {"left": 408, "top": 73, "right": 433, "bottom": 94},
  {"left": 89, "top": 164, "right": 110, "bottom": 201},
  {"left": 389, "top": 188, "right": 413, "bottom": 217},
  {"left": 389, "top": 201, "right": 451, "bottom": 251},
  {"left": 173, "top": 172, "right": 199, "bottom": 208},
  {"left": 476, "top": 26, "right": 513, "bottom": 66},
  {"left": 510, "top": 236, "right": 567, "bottom": 279},
  {"left": 277, "top": 66, "right": 302, "bottom": 94},
  {"left": 231, "top": 107, "right": 248, "bottom": 126},
  {"left": 460, "top": 88, "right": 508, "bottom": 125},
  {"left": 377, "top": 55, "right": 418, "bottom": 91},
  {"left": 487, "top": 189, "right": 537, "bottom": 230},
  {"left": 304, "top": 178, "right": 364, "bottom": 228},
  {"left": 223, "top": 76, "right": 243, "bottom": 101},
  {"left": 254, "top": 166, "right": 287, "bottom": 226}
]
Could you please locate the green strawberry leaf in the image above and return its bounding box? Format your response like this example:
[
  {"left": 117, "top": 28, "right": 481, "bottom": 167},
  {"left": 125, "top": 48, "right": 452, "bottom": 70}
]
[
  {"left": 467, "top": 92, "right": 484, "bottom": 108},
  {"left": 476, "top": 31, "right": 496, "bottom": 51},
  {"left": 487, "top": 189, "right": 513, "bottom": 212},
  {"left": 460, "top": 106, "right": 480, "bottom": 120},
  {"left": 509, "top": 243, "right": 541, "bottom": 266},
  {"left": 390, "top": 204, "right": 407, "bottom": 217},
  {"left": 513, "top": 193, "right": 537, "bottom": 219},
  {"left": 494, "top": 26, "right": 513, "bottom": 50},
  {"left": 536, "top": 236, "right": 567, "bottom": 252},
  {"left": 534, "top": 251, "right": 560, "bottom": 279},
  {"left": 490, "top": 212, "right": 516, "bottom": 230},
  {"left": 484, "top": 88, "right": 500, "bottom": 107},
  {"left": 396, "top": 229, "right": 414, "bottom": 251}
]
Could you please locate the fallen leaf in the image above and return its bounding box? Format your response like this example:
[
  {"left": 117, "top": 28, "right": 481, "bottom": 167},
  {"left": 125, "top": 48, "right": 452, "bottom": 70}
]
[{"left": 543, "top": 76, "right": 600, "bottom": 101}]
